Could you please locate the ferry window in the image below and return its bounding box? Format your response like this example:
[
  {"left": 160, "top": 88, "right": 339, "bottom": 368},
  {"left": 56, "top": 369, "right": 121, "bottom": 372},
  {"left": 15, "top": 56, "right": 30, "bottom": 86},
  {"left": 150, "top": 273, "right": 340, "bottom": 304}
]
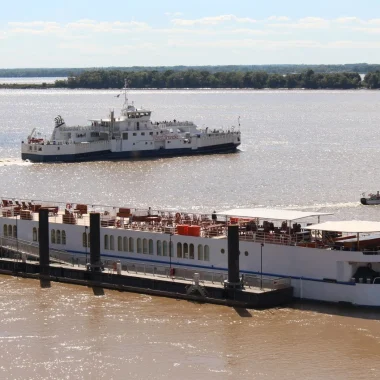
[
  {"left": 82, "top": 232, "right": 87, "bottom": 247},
  {"left": 3, "top": 224, "right": 8, "bottom": 237},
  {"left": 145, "top": 142, "right": 148, "bottom": 145},
  {"left": 149, "top": 132, "right": 153, "bottom": 136},
  {"left": 110, "top": 235, "right": 115, "bottom": 250},
  {"left": 56, "top": 230, "right": 61, "bottom": 244},
  {"left": 221, "top": 249, "right": 225, "bottom": 254},
  {"left": 169, "top": 241, "right": 173, "bottom": 257},
  {"left": 157, "top": 240, "right": 162, "bottom": 256},
  {"left": 123, "top": 237, "right": 128, "bottom": 251},
  {"left": 137, "top": 238, "right": 142, "bottom": 253},
  {"left": 141, "top": 132, "right": 145, "bottom": 136},
  {"left": 143, "top": 238, "right": 148, "bottom": 254},
  {"left": 33, "top": 227, "right": 37, "bottom": 241},
  {"left": 29, "top": 146, "right": 32, "bottom": 151},
  {"left": 177, "top": 242, "right": 182, "bottom": 258},
  {"left": 198, "top": 245, "right": 203, "bottom": 260},
  {"left": 204, "top": 245, "right": 210, "bottom": 261},
  {"left": 12, "top": 225, "right": 17, "bottom": 238},
  {"left": 87, "top": 233, "right": 90, "bottom": 248},
  {"left": 183, "top": 243, "right": 189, "bottom": 259},
  {"left": 156, "top": 132, "right": 159, "bottom": 135},
  {"left": 118, "top": 236, "right": 122, "bottom": 251},
  {"left": 133, "top": 133, "right": 137, "bottom": 136},
  {"left": 189, "top": 244, "right": 194, "bottom": 259},
  {"left": 163, "top": 241, "right": 168, "bottom": 256},
  {"left": 104, "top": 235, "right": 109, "bottom": 250},
  {"left": 149, "top": 239, "right": 153, "bottom": 255},
  {"left": 62, "top": 231, "right": 66, "bottom": 245},
  {"left": 8, "top": 225, "right": 12, "bottom": 237},
  {"left": 51, "top": 229, "right": 56, "bottom": 244},
  {"left": 123, "top": 133, "right": 128, "bottom": 140},
  {"left": 167, "top": 141, "right": 171, "bottom": 143},
  {"left": 245, "top": 251, "right": 249, "bottom": 256},
  {"left": 57, "top": 147, "right": 60, "bottom": 151}
]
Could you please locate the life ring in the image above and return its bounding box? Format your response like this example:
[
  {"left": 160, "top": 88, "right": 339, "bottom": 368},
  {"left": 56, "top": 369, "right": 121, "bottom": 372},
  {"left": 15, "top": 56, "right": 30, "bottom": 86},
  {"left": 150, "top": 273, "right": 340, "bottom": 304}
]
[{"left": 66, "top": 203, "right": 71, "bottom": 209}]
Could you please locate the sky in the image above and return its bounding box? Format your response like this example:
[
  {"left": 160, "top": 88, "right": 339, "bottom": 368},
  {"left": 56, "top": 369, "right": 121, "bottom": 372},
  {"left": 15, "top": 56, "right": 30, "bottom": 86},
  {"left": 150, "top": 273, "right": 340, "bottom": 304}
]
[{"left": 2, "top": 0, "right": 380, "bottom": 68}]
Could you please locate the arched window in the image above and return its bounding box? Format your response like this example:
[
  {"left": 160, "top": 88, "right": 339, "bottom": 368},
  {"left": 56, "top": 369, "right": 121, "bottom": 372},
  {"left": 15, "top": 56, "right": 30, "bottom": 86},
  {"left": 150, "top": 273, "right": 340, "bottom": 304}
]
[
  {"left": 157, "top": 240, "right": 162, "bottom": 256},
  {"left": 189, "top": 244, "right": 194, "bottom": 259},
  {"left": 204, "top": 245, "right": 210, "bottom": 261},
  {"left": 104, "top": 235, "right": 109, "bottom": 250},
  {"left": 87, "top": 233, "right": 90, "bottom": 248},
  {"left": 51, "top": 229, "right": 56, "bottom": 244},
  {"left": 137, "top": 238, "right": 142, "bottom": 253},
  {"left": 3, "top": 225, "right": 7, "bottom": 237},
  {"left": 163, "top": 241, "right": 168, "bottom": 256},
  {"left": 13, "top": 225, "right": 17, "bottom": 238},
  {"left": 198, "top": 244, "right": 203, "bottom": 260},
  {"left": 143, "top": 238, "right": 148, "bottom": 254},
  {"left": 183, "top": 243, "right": 189, "bottom": 259},
  {"left": 8, "top": 225, "right": 12, "bottom": 237},
  {"left": 177, "top": 242, "right": 182, "bottom": 258},
  {"left": 56, "top": 230, "right": 61, "bottom": 244},
  {"left": 82, "top": 232, "right": 87, "bottom": 247},
  {"left": 33, "top": 227, "right": 37, "bottom": 242},
  {"left": 62, "top": 230, "right": 66, "bottom": 245},
  {"left": 169, "top": 241, "right": 173, "bottom": 257},
  {"left": 149, "top": 239, "right": 153, "bottom": 255},
  {"left": 118, "top": 236, "right": 122, "bottom": 251},
  {"left": 123, "top": 237, "right": 128, "bottom": 251},
  {"left": 110, "top": 235, "right": 114, "bottom": 250},
  {"left": 129, "top": 237, "right": 134, "bottom": 252}
]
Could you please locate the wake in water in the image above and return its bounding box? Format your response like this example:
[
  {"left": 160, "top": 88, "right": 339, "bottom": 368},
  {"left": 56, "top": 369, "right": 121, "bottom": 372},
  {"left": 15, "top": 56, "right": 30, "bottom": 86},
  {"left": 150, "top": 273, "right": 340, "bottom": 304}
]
[
  {"left": 0, "top": 158, "right": 32, "bottom": 167},
  {"left": 281, "top": 201, "right": 361, "bottom": 210}
]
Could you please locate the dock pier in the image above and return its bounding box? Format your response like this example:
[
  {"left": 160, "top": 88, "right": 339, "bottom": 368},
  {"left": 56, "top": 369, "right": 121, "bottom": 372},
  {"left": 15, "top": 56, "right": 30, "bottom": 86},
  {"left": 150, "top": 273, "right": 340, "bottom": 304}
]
[{"left": 0, "top": 211, "right": 293, "bottom": 309}]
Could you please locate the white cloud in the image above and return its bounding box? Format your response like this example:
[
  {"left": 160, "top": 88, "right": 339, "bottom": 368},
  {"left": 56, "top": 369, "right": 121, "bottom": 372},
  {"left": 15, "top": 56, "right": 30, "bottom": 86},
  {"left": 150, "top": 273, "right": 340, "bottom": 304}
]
[
  {"left": 171, "top": 14, "right": 256, "bottom": 26},
  {"left": 165, "top": 12, "right": 183, "bottom": 17},
  {"left": 267, "top": 16, "right": 290, "bottom": 22},
  {"left": 334, "top": 17, "right": 360, "bottom": 24},
  {"left": 268, "top": 17, "right": 329, "bottom": 29}
]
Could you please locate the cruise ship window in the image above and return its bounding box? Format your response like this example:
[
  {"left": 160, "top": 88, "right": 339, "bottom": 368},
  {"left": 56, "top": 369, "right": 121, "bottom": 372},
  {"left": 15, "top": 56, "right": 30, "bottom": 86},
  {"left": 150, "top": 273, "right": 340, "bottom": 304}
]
[
  {"left": 12, "top": 225, "right": 17, "bottom": 238},
  {"left": 51, "top": 229, "right": 56, "bottom": 244},
  {"left": 189, "top": 244, "right": 194, "bottom": 259},
  {"left": 198, "top": 245, "right": 203, "bottom": 260},
  {"left": 104, "top": 235, "right": 109, "bottom": 250},
  {"left": 137, "top": 238, "right": 142, "bottom": 253},
  {"left": 3, "top": 225, "right": 8, "bottom": 237},
  {"left": 204, "top": 245, "right": 210, "bottom": 261},
  {"left": 183, "top": 243, "right": 189, "bottom": 259},
  {"left": 177, "top": 243, "right": 182, "bottom": 258},
  {"left": 149, "top": 239, "right": 154, "bottom": 255},
  {"left": 129, "top": 237, "right": 134, "bottom": 252},
  {"left": 133, "top": 133, "right": 137, "bottom": 136},
  {"left": 143, "top": 238, "right": 148, "bottom": 254},
  {"left": 62, "top": 231, "right": 66, "bottom": 245},
  {"left": 56, "top": 230, "right": 61, "bottom": 244},
  {"left": 163, "top": 241, "right": 168, "bottom": 256},
  {"left": 157, "top": 240, "right": 162, "bottom": 256},
  {"left": 110, "top": 235, "right": 114, "bottom": 250},
  {"left": 118, "top": 236, "right": 122, "bottom": 251},
  {"left": 123, "top": 237, "right": 128, "bottom": 251}
]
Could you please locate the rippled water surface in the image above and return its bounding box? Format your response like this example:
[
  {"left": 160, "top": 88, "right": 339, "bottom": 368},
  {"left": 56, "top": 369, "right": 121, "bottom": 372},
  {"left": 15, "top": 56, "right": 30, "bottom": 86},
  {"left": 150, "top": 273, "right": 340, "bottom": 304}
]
[{"left": 1, "top": 88, "right": 380, "bottom": 378}]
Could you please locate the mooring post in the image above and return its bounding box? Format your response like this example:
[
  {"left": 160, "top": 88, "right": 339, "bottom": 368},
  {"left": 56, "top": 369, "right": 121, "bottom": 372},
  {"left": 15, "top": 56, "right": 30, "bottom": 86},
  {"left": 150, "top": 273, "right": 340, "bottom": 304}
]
[
  {"left": 89, "top": 213, "right": 101, "bottom": 272},
  {"left": 38, "top": 209, "right": 50, "bottom": 275},
  {"left": 224, "top": 224, "right": 242, "bottom": 291}
]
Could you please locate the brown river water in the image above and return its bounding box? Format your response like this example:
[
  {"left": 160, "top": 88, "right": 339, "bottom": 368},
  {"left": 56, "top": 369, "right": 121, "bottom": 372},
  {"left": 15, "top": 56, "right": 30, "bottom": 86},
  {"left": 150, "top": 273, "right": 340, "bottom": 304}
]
[{"left": 1, "top": 87, "right": 380, "bottom": 378}]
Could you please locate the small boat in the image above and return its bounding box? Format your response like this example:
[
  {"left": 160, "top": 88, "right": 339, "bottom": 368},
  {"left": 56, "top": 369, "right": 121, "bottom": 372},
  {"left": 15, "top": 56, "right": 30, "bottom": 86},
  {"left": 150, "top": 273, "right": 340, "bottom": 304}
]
[
  {"left": 360, "top": 192, "right": 380, "bottom": 205},
  {"left": 21, "top": 82, "right": 241, "bottom": 163}
]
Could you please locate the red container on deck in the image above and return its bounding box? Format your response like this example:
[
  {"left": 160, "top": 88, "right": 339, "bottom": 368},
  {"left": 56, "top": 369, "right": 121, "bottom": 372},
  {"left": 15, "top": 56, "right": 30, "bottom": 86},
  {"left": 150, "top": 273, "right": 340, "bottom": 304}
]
[
  {"left": 177, "top": 225, "right": 189, "bottom": 235},
  {"left": 188, "top": 225, "right": 201, "bottom": 237}
]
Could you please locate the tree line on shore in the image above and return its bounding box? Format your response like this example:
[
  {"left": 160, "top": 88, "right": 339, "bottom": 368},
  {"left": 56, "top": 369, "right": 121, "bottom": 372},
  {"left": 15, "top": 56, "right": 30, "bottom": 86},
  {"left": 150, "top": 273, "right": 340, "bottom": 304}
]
[
  {"left": 50, "top": 69, "right": 380, "bottom": 89},
  {"left": 1, "top": 63, "right": 380, "bottom": 77}
]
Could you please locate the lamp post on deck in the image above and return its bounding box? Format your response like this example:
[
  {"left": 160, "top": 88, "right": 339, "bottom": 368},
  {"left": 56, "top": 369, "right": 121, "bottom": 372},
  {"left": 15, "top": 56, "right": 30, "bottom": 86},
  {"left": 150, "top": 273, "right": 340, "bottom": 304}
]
[{"left": 260, "top": 243, "right": 264, "bottom": 289}]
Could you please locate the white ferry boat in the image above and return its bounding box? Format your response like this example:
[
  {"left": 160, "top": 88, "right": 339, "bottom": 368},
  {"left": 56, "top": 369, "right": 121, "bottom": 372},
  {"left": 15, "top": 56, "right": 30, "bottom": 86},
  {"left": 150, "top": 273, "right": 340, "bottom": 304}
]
[
  {"left": 21, "top": 87, "right": 241, "bottom": 163},
  {"left": 2, "top": 199, "right": 380, "bottom": 307}
]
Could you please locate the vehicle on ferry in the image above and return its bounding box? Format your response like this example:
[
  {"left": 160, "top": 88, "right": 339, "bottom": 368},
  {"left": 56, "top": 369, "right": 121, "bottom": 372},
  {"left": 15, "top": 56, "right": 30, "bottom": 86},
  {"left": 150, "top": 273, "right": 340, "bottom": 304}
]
[
  {"left": 2, "top": 198, "right": 380, "bottom": 307},
  {"left": 360, "top": 192, "right": 380, "bottom": 205},
  {"left": 21, "top": 82, "right": 241, "bottom": 163}
]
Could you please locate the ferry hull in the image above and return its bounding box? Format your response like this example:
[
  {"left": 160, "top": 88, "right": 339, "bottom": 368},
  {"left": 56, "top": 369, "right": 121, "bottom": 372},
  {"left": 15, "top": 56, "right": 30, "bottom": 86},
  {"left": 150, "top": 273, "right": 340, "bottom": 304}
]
[
  {"left": 360, "top": 198, "right": 380, "bottom": 205},
  {"left": 21, "top": 143, "right": 240, "bottom": 163}
]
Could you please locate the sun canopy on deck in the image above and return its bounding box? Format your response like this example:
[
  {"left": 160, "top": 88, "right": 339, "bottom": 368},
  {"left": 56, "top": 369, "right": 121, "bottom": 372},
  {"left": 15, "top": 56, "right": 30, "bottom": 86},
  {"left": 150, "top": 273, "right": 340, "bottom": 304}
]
[
  {"left": 304, "top": 221, "right": 380, "bottom": 233},
  {"left": 216, "top": 208, "right": 332, "bottom": 221}
]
